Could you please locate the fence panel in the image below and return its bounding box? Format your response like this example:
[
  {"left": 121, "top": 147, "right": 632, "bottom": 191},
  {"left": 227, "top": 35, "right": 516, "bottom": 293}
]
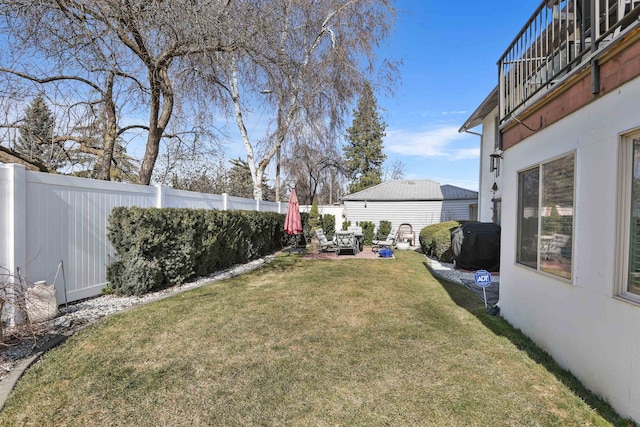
[
  {"left": 258, "top": 200, "right": 282, "bottom": 213},
  {"left": 0, "top": 166, "right": 15, "bottom": 282},
  {"left": 23, "top": 172, "right": 157, "bottom": 304},
  {"left": 0, "top": 165, "right": 287, "bottom": 308},
  {"left": 299, "top": 205, "right": 344, "bottom": 231},
  {"left": 227, "top": 195, "right": 258, "bottom": 211},
  {"left": 164, "top": 187, "right": 226, "bottom": 210}
]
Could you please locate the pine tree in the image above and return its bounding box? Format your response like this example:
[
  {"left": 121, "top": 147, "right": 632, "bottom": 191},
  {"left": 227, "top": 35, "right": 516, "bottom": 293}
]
[
  {"left": 227, "top": 158, "right": 275, "bottom": 201},
  {"left": 16, "top": 96, "right": 63, "bottom": 170},
  {"left": 343, "top": 83, "right": 387, "bottom": 194}
]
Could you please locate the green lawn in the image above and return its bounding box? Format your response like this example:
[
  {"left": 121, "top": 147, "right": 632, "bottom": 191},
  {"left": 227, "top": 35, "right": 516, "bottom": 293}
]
[{"left": 0, "top": 251, "right": 633, "bottom": 426}]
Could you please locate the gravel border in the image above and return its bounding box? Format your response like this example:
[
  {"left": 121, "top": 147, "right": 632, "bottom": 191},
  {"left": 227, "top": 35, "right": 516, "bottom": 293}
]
[{"left": 423, "top": 256, "right": 477, "bottom": 284}]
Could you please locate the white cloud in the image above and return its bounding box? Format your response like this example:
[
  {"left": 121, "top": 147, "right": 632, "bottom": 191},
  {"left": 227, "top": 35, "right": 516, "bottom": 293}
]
[
  {"left": 441, "top": 110, "right": 467, "bottom": 115},
  {"left": 451, "top": 147, "right": 480, "bottom": 160},
  {"left": 385, "top": 126, "right": 479, "bottom": 160}
]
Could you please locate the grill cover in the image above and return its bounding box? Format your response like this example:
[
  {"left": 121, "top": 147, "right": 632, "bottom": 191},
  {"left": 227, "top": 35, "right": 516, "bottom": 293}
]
[{"left": 451, "top": 222, "right": 501, "bottom": 272}]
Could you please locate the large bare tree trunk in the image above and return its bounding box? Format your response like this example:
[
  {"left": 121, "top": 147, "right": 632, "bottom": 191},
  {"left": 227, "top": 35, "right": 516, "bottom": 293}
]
[
  {"left": 138, "top": 67, "right": 174, "bottom": 185},
  {"left": 96, "top": 75, "right": 117, "bottom": 180}
]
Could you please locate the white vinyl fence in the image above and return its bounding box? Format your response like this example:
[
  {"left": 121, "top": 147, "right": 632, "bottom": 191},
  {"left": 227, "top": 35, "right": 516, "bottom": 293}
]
[
  {"left": 0, "top": 164, "right": 283, "bottom": 308},
  {"left": 299, "top": 205, "right": 345, "bottom": 232}
]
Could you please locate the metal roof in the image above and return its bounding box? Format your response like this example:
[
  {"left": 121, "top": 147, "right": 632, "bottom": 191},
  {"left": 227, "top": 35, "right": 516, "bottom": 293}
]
[
  {"left": 341, "top": 180, "right": 477, "bottom": 201},
  {"left": 440, "top": 184, "right": 478, "bottom": 200}
]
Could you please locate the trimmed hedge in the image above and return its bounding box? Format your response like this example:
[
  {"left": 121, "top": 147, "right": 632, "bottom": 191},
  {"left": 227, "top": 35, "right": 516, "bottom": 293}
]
[
  {"left": 107, "top": 207, "right": 285, "bottom": 296},
  {"left": 419, "top": 221, "right": 461, "bottom": 262}
]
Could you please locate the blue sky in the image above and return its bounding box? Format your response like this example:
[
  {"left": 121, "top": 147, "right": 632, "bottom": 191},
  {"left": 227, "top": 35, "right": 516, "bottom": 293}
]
[
  {"left": 218, "top": 0, "right": 542, "bottom": 192},
  {"left": 372, "top": 0, "right": 542, "bottom": 191}
]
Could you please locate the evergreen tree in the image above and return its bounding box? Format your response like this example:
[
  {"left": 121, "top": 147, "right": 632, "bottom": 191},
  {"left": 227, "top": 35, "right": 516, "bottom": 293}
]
[
  {"left": 227, "top": 158, "right": 275, "bottom": 201},
  {"left": 16, "top": 96, "right": 63, "bottom": 170},
  {"left": 67, "top": 117, "right": 139, "bottom": 182},
  {"left": 343, "top": 83, "right": 387, "bottom": 194}
]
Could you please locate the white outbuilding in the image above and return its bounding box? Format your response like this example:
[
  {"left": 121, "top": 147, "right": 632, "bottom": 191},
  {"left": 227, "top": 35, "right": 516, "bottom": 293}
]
[{"left": 341, "top": 179, "right": 478, "bottom": 239}]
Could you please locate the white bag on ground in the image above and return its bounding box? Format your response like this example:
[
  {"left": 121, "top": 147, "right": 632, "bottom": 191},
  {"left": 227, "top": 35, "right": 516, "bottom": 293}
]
[{"left": 25, "top": 281, "right": 58, "bottom": 323}]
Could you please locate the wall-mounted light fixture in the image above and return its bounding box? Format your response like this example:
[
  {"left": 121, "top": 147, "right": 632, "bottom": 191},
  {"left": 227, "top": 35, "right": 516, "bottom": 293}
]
[{"left": 364, "top": 200, "right": 367, "bottom": 208}]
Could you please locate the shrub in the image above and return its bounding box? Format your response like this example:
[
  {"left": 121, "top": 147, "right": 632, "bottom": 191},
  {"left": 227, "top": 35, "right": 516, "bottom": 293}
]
[
  {"left": 107, "top": 207, "right": 285, "bottom": 296},
  {"left": 419, "top": 221, "right": 460, "bottom": 261},
  {"left": 107, "top": 256, "right": 164, "bottom": 296},
  {"left": 300, "top": 212, "right": 311, "bottom": 246},
  {"left": 308, "top": 202, "right": 320, "bottom": 231},
  {"left": 377, "top": 220, "right": 392, "bottom": 239},
  {"left": 360, "top": 221, "right": 375, "bottom": 245},
  {"left": 321, "top": 214, "right": 335, "bottom": 240}
]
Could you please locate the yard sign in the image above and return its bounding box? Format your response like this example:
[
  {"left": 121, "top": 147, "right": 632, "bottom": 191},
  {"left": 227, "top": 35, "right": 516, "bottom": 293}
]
[{"left": 474, "top": 270, "right": 493, "bottom": 308}]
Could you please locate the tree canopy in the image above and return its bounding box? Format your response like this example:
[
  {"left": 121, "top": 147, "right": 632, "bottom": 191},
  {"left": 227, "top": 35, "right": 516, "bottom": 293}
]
[
  {"left": 15, "top": 96, "right": 61, "bottom": 170},
  {"left": 344, "top": 83, "right": 387, "bottom": 194},
  {"left": 0, "top": 0, "right": 398, "bottom": 198}
]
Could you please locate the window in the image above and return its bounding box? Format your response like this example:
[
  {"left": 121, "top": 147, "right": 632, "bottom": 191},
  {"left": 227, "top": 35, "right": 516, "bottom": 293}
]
[
  {"left": 517, "top": 153, "right": 575, "bottom": 280},
  {"left": 622, "top": 136, "right": 640, "bottom": 297}
]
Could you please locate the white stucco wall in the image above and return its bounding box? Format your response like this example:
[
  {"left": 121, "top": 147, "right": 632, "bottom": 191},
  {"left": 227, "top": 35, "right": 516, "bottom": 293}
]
[
  {"left": 478, "top": 107, "right": 503, "bottom": 223},
  {"left": 499, "top": 75, "right": 640, "bottom": 422}
]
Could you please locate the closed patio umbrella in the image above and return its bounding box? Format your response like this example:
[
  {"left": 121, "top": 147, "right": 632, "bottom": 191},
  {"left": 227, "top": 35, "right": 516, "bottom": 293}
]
[{"left": 284, "top": 188, "right": 302, "bottom": 235}]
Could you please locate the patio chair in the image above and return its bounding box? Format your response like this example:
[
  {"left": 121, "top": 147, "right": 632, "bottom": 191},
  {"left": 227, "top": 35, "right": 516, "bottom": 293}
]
[
  {"left": 372, "top": 228, "right": 397, "bottom": 252},
  {"left": 315, "top": 229, "right": 336, "bottom": 252},
  {"left": 335, "top": 231, "right": 359, "bottom": 256},
  {"left": 346, "top": 225, "right": 364, "bottom": 252},
  {"left": 397, "top": 223, "right": 415, "bottom": 246}
]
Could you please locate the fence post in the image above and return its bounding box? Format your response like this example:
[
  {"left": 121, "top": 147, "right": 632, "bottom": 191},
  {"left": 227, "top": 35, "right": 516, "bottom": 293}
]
[
  {"left": 3, "top": 165, "right": 27, "bottom": 325},
  {"left": 222, "top": 193, "right": 228, "bottom": 211},
  {"left": 256, "top": 199, "right": 260, "bottom": 212},
  {"left": 155, "top": 184, "right": 166, "bottom": 208}
]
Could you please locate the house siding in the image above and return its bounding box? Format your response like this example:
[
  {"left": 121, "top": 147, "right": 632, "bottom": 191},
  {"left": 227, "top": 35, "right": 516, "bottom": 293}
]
[
  {"left": 500, "top": 73, "right": 640, "bottom": 422},
  {"left": 441, "top": 199, "right": 476, "bottom": 222},
  {"left": 344, "top": 200, "right": 461, "bottom": 237}
]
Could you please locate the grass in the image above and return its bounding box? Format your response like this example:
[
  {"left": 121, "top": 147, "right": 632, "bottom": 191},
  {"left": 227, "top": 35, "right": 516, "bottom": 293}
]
[{"left": 0, "top": 251, "right": 633, "bottom": 426}]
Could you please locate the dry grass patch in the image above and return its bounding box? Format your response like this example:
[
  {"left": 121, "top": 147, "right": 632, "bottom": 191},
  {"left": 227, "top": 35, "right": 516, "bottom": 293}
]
[{"left": 0, "top": 251, "right": 632, "bottom": 426}]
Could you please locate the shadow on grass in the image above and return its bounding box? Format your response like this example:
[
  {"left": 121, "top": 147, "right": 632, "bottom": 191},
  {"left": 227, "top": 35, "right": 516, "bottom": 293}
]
[{"left": 422, "top": 262, "right": 636, "bottom": 427}]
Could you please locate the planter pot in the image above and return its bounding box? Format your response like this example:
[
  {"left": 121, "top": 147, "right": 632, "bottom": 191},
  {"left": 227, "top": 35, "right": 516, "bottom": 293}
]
[{"left": 396, "top": 242, "right": 410, "bottom": 250}]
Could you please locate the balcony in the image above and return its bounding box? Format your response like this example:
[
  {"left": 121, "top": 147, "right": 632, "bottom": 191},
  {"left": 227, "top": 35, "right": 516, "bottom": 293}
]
[{"left": 499, "top": 0, "right": 640, "bottom": 122}]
